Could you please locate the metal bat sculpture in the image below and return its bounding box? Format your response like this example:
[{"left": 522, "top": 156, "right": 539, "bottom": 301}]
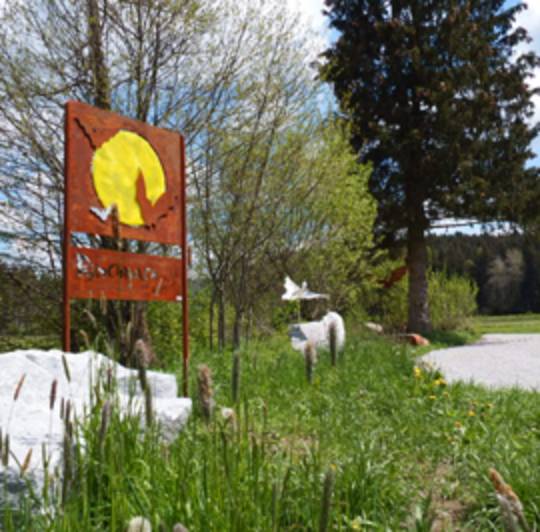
[{"left": 281, "top": 276, "right": 329, "bottom": 301}]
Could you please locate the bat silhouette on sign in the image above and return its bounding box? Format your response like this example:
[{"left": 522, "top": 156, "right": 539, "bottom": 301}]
[{"left": 76, "top": 115, "right": 178, "bottom": 231}]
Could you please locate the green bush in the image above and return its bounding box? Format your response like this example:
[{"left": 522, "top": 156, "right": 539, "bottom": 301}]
[
  {"left": 148, "top": 285, "right": 212, "bottom": 366},
  {"left": 375, "top": 270, "right": 477, "bottom": 332},
  {"left": 429, "top": 271, "right": 478, "bottom": 331}
]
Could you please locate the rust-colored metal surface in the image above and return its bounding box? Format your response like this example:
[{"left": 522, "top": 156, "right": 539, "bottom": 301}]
[
  {"left": 63, "top": 100, "right": 190, "bottom": 395},
  {"left": 69, "top": 247, "right": 183, "bottom": 302},
  {"left": 65, "top": 100, "right": 183, "bottom": 245}
]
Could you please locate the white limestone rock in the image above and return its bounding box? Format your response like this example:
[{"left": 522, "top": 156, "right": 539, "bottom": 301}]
[
  {"left": 0, "top": 350, "right": 192, "bottom": 500},
  {"left": 289, "top": 311, "right": 345, "bottom": 353}
]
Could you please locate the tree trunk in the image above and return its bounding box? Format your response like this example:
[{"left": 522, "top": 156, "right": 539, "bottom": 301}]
[
  {"left": 407, "top": 222, "right": 431, "bottom": 334},
  {"left": 209, "top": 290, "right": 215, "bottom": 351},
  {"left": 232, "top": 308, "right": 242, "bottom": 350},
  {"left": 217, "top": 288, "right": 226, "bottom": 350}
]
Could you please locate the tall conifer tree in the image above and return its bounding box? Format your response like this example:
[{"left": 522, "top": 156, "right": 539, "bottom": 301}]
[{"left": 322, "top": 0, "right": 540, "bottom": 332}]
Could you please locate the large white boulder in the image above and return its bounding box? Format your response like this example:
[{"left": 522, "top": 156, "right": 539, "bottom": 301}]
[
  {"left": 0, "top": 350, "right": 191, "bottom": 500},
  {"left": 289, "top": 311, "right": 346, "bottom": 353}
]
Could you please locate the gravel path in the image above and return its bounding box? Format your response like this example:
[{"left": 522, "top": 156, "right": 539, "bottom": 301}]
[{"left": 420, "top": 334, "right": 540, "bottom": 392}]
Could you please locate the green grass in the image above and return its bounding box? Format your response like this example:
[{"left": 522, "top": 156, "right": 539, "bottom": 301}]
[
  {"left": 472, "top": 313, "right": 540, "bottom": 334},
  {"left": 2, "top": 331, "right": 540, "bottom": 530}
]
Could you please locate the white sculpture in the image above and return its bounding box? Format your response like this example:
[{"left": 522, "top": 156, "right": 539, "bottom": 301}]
[
  {"left": 0, "top": 350, "right": 192, "bottom": 502},
  {"left": 282, "top": 276, "right": 329, "bottom": 301},
  {"left": 289, "top": 311, "right": 345, "bottom": 353}
]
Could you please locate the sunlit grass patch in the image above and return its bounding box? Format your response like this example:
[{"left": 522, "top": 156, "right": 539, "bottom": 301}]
[{"left": 2, "top": 333, "right": 539, "bottom": 530}]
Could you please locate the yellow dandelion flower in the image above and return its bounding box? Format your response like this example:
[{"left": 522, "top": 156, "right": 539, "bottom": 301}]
[
  {"left": 429, "top": 395, "right": 437, "bottom": 400},
  {"left": 468, "top": 410, "right": 476, "bottom": 417},
  {"left": 350, "top": 517, "right": 362, "bottom": 531},
  {"left": 414, "top": 367, "right": 422, "bottom": 378}
]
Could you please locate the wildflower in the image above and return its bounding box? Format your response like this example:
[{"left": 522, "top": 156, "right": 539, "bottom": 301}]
[
  {"left": 127, "top": 517, "right": 151, "bottom": 532},
  {"left": 443, "top": 391, "right": 450, "bottom": 398},
  {"left": 350, "top": 516, "right": 362, "bottom": 530},
  {"left": 413, "top": 366, "right": 422, "bottom": 379},
  {"left": 468, "top": 410, "right": 476, "bottom": 417},
  {"left": 454, "top": 421, "right": 462, "bottom": 429},
  {"left": 433, "top": 377, "right": 446, "bottom": 387},
  {"left": 429, "top": 395, "right": 437, "bottom": 400},
  {"left": 221, "top": 407, "right": 235, "bottom": 420}
]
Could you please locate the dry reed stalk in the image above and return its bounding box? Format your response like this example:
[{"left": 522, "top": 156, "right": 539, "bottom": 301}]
[
  {"left": 319, "top": 467, "right": 336, "bottom": 532},
  {"left": 82, "top": 307, "right": 97, "bottom": 328},
  {"left": 79, "top": 329, "right": 90, "bottom": 350},
  {"left": 304, "top": 341, "right": 317, "bottom": 384},
  {"left": 106, "top": 366, "right": 113, "bottom": 392},
  {"left": 135, "top": 339, "right": 150, "bottom": 387},
  {"left": 20, "top": 448, "right": 32, "bottom": 476},
  {"left": 489, "top": 468, "right": 530, "bottom": 532},
  {"left": 61, "top": 354, "right": 72, "bottom": 383},
  {"left": 144, "top": 383, "right": 153, "bottom": 427},
  {"left": 329, "top": 323, "right": 337, "bottom": 366},
  {"left": 49, "top": 379, "right": 58, "bottom": 411},
  {"left": 13, "top": 373, "right": 26, "bottom": 401},
  {"left": 2, "top": 434, "right": 10, "bottom": 467},
  {"left": 99, "top": 400, "right": 112, "bottom": 448},
  {"left": 99, "top": 293, "right": 107, "bottom": 316},
  {"left": 197, "top": 364, "right": 215, "bottom": 423}
]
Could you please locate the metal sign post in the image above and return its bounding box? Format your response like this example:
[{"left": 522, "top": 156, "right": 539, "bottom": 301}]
[{"left": 63, "top": 100, "right": 190, "bottom": 396}]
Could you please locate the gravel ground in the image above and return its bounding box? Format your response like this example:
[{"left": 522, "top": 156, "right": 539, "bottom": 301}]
[{"left": 420, "top": 334, "right": 540, "bottom": 392}]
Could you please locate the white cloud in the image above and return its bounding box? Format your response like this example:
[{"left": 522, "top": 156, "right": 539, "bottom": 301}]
[
  {"left": 514, "top": 2, "right": 540, "bottom": 160},
  {"left": 286, "top": 0, "right": 326, "bottom": 30},
  {"left": 286, "top": 0, "right": 329, "bottom": 47}
]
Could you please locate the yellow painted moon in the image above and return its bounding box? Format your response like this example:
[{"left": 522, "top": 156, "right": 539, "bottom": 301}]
[{"left": 92, "top": 130, "right": 166, "bottom": 226}]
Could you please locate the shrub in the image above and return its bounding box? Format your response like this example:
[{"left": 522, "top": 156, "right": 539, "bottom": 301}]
[
  {"left": 374, "top": 270, "right": 477, "bottom": 332},
  {"left": 428, "top": 271, "right": 478, "bottom": 331}
]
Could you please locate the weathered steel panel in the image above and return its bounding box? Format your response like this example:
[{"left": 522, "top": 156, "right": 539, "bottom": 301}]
[
  {"left": 69, "top": 247, "right": 183, "bottom": 302},
  {"left": 65, "top": 100, "right": 183, "bottom": 245}
]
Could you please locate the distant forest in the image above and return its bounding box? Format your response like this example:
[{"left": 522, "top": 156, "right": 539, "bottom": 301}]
[{"left": 429, "top": 233, "right": 540, "bottom": 315}]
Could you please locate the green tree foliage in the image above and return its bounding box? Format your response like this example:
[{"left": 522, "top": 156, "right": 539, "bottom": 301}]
[
  {"left": 191, "top": 117, "right": 378, "bottom": 348},
  {"left": 322, "top": 0, "right": 540, "bottom": 333},
  {"left": 374, "top": 267, "right": 478, "bottom": 332},
  {"left": 288, "top": 122, "right": 377, "bottom": 312}
]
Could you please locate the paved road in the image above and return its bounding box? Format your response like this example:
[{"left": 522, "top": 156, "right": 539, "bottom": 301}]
[{"left": 420, "top": 334, "right": 540, "bottom": 391}]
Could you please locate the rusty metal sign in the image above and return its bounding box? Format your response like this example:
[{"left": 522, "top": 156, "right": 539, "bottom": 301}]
[{"left": 63, "top": 101, "right": 189, "bottom": 393}]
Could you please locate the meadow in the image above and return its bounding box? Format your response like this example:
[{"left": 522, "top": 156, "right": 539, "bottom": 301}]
[
  {"left": 472, "top": 314, "right": 540, "bottom": 335},
  {"left": 2, "top": 325, "right": 539, "bottom": 530}
]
